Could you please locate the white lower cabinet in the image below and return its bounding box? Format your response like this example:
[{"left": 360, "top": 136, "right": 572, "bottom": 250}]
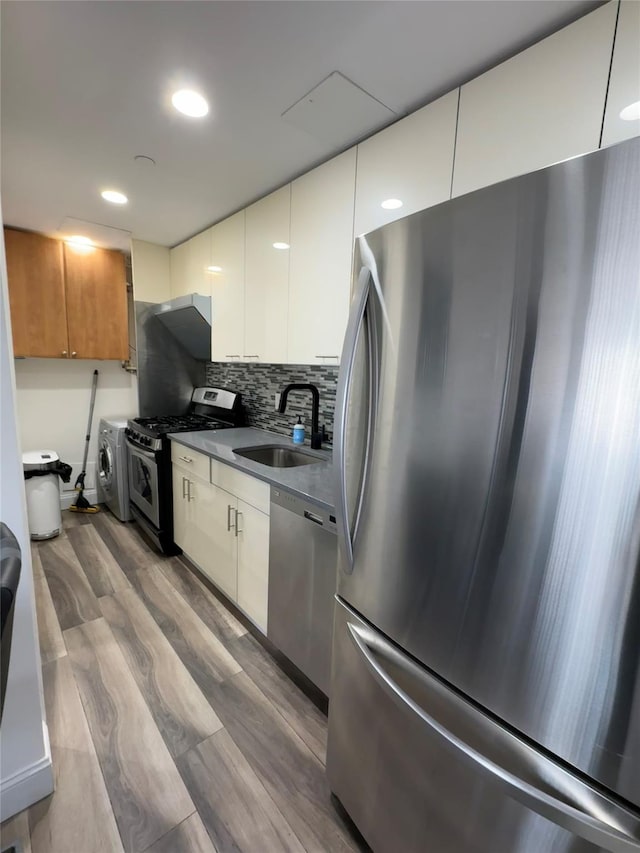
[
  {"left": 198, "top": 482, "right": 238, "bottom": 601},
  {"left": 172, "top": 442, "right": 270, "bottom": 633},
  {"left": 236, "top": 499, "right": 270, "bottom": 633},
  {"left": 172, "top": 464, "right": 238, "bottom": 600},
  {"left": 171, "top": 464, "right": 189, "bottom": 551}
]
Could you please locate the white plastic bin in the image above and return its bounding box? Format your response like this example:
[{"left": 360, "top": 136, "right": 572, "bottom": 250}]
[{"left": 23, "top": 451, "right": 62, "bottom": 540}]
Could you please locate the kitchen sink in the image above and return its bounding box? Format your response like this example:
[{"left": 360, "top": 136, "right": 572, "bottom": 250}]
[{"left": 233, "top": 444, "right": 324, "bottom": 468}]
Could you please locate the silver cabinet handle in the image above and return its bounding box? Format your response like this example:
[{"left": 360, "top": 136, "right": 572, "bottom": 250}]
[
  {"left": 182, "top": 477, "right": 187, "bottom": 499},
  {"left": 235, "top": 511, "right": 242, "bottom": 536},
  {"left": 347, "top": 620, "right": 640, "bottom": 853},
  {"left": 227, "top": 503, "right": 233, "bottom": 531},
  {"left": 243, "top": 355, "right": 260, "bottom": 359},
  {"left": 225, "top": 355, "right": 241, "bottom": 359},
  {"left": 187, "top": 480, "right": 194, "bottom": 501},
  {"left": 178, "top": 455, "right": 193, "bottom": 463},
  {"left": 71, "top": 351, "right": 77, "bottom": 357},
  {"left": 315, "top": 355, "right": 339, "bottom": 361},
  {"left": 61, "top": 350, "right": 68, "bottom": 357}
]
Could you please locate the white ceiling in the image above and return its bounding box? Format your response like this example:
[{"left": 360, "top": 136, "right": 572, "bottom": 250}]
[{"left": 1, "top": 0, "right": 600, "bottom": 249}]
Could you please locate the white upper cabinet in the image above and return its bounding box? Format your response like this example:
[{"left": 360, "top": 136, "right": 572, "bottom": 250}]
[
  {"left": 131, "top": 240, "right": 171, "bottom": 304},
  {"left": 169, "top": 240, "right": 190, "bottom": 298},
  {"left": 244, "top": 186, "right": 291, "bottom": 363},
  {"left": 288, "top": 148, "right": 356, "bottom": 365},
  {"left": 601, "top": 1, "right": 640, "bottom": 147},
  {"left": 354, "top": 91, "right": 459, "bottom": 236},
  {"left": 169, "top": 228, "right": 213, "bottom": 298},
  {"left": 452, "top": 1, "right": 618, "bottom": 198},
  {"left": 210, "top": 211, "right": 246, "bottom": 362}
]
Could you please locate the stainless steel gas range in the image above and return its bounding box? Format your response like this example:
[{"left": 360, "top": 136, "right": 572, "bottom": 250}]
[{"left": 125, "top": 387, "right": 243, "bottom": 554}]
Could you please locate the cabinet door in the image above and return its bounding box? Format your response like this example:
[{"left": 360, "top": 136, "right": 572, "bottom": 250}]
[
  {"left": 236, "top": 499, "right": 269, "bottom": 632},
  {"left": 210, "top": 211, "right": 246, "bottom": 362},
  {"left": 171, "top": 464, "right": 190, "bottom": 551},
  {"left": 169, "top": 229, "right": 213, "bottom": 298},
  {"left": 288, "top": 148, "right": 356, "bottom": 365},
  {"left": 132, "top": 239, "right": 171, "bottom": 303},
  {"left": 193, "top": 479, "right": 238, "bottom": 601},
  {"left": 169, "top": 241, "right": 190, "bottom": 298},
  {"left": 244, "top": 186, "right": 291, "bottom": 363},
  {"left": 355, "top": 91, "right": 458, "bottom": 236},
  {"left": 64, "top": 245, "right": 128, "bottom": 359},
  {"left": 452, "top": 2, "right": 618, "bottom": 197},
  {"left": 601, "top": 1, "right": 640, "bottom": 147},
  {"left": 4, "top": 228, "right": 69, "bottom": 357}
]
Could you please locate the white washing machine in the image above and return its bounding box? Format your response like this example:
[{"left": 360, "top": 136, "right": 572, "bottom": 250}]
[{"left": 97, "top": 416, "right": 132, "bottom": 522}]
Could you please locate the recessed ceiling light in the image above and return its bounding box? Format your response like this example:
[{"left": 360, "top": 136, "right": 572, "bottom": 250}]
[
  {"left": 66, "top": 235, "right": 94, "bottom": 253},
  {"left": 273, "top": 242, "right": 290, "bottom": 250},
  {"left": 381, "top": 198, "right": 403, "bottom": 210},
  {"left": 171, "top": 89, "right": 209, "bottom": 118},
  {"left": 207, "top": 265, "right": 222, "bottom": 273},
  {"left": 101, "top": 190, "right": 128, "bottom": 205},
  {"left": 620, "top": 100, "right": 640, "bottom": 122}
]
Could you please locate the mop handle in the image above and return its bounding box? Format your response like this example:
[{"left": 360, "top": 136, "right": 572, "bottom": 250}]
[{"left": 81, "top": 369, "right": 99, "bottom": 473}]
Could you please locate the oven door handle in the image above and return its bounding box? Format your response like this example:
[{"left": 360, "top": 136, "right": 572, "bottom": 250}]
[{"left": 126, "top": 438, "right": 158, "bottom": 461}]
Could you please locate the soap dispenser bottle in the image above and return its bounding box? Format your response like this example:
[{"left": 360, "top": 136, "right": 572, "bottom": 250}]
[{"left": 292, "top": 417, "right": 305, "bottom": 445}]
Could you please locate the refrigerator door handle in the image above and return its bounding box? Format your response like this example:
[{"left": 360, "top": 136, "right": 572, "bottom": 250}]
[
  {"left": 335, "top": 263, "right": 377, "bottom": 573},
  {"left": 347, "top": 621, "right": 640, "bottom": 853}
]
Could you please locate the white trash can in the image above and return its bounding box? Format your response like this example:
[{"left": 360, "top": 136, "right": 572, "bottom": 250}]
[{"left": 23, "top": 451, "right": 62, "bottom": 540}]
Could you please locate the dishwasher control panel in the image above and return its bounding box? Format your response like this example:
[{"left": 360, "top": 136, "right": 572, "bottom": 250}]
[{"left": 270, "top": 488, "right": 337, "bottom": 534}]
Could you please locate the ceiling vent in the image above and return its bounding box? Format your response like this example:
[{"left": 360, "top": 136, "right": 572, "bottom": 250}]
[{"left": 282, "top": 71, "right": 395, "bottom": 150}]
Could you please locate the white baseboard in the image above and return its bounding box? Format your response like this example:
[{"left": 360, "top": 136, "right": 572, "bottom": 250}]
[
  {"left": 0, "top": 721, "right": 54, "bottom": 822},
  {"left": 60, "top": 488, "right": 98, "bottom": 510}
]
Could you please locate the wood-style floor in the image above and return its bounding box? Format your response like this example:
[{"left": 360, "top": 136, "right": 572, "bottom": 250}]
[{"left": 1, "top": 510, "right": 365, "bottom": 853}]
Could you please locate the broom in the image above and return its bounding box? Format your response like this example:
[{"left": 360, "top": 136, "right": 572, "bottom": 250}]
[{"left": 70, "top": 369, "right": 100, "bottom": 513}]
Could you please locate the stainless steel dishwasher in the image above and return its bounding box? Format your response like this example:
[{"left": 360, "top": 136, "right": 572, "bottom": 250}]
[{"left": 268, "top": 487, "right": 338, "bottom": 696}]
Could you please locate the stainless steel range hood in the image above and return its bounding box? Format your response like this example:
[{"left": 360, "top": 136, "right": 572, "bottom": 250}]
[{"left": 152, "top": 294, "right": 211, "bottom": 360}]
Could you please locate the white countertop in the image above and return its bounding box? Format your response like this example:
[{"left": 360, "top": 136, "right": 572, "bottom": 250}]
[{"left": 168, "top": 427, "right": 335, "bottom": 511}]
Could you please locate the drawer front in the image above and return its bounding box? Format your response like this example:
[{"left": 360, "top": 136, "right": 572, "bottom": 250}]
[
  {"left": 171, "top": 442, "right": 211, "bottom": 481},
  {"left": 210, "top": 458, "right": 270, "bottom": 515}
]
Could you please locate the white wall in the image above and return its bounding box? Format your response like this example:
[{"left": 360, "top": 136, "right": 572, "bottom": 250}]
[
  {"left": 0, "top": 216, "right": 54, "bottom": 820},
  {"left": 14, "top": 359, "right": 138, "bottom": 507},
  {"left": 131, "top": 239, "right": 171, "bottom": 303}
]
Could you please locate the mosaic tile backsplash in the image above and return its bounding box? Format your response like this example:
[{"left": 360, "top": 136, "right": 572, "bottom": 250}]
[{"left": 206, "top": 362, "right": 339, "bottom": 444}]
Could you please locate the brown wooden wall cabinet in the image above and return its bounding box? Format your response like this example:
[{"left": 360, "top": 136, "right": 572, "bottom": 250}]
[
  {"left": 5, "top": 228, "right": 68, "bottom": 358},
  {"left": 4, "top": 227, "right": 129, "bottom": 359}
]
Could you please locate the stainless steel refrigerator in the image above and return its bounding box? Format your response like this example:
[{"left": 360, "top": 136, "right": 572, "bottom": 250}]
[{"left": 328, "top": 137, "right": 640, "bottom": 853}]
